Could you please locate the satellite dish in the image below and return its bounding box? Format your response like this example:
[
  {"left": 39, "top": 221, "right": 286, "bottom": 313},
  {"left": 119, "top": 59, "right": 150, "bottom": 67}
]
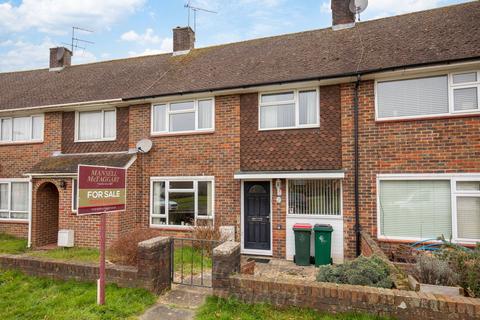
[
  {"left": 56, "top": 47, "right": 65, "bottom": 61},
  {"left": 136, "top": 139, "right": 153, "bottom": 153},
  {"left": 349, "top": 0, "right": 368, "bottom": 19}
]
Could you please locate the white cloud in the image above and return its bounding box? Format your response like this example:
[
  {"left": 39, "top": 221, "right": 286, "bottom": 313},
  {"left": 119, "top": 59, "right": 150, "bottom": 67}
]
[
  {"left": 120, "top": 28, "right": 162, "bottom": 45},
  {"left": 0, "top": 0, "right": 146, "bottom": 34},
  {"left": 127, "top": 38, "right": 173, "bottom": 57},
  {"left": 0, "top": 38, "right": 96, "bottom": 72}
]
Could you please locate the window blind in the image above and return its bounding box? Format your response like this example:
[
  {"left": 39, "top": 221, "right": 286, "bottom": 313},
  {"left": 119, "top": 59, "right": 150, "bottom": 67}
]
[
  {"left": 377, "top": 76, "right": 448, "bottom": 118},
  {"left": 379, "top": 180, "right": 452, "bottom": 239},
  {"left": 456, "top": 197, "right": 480, "bottom": 240}
]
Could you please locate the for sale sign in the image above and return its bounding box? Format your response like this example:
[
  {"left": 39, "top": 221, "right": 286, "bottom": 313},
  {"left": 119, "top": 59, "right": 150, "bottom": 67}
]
[{"left": 77, "top": 165, "right": 126, "bottom": 215}]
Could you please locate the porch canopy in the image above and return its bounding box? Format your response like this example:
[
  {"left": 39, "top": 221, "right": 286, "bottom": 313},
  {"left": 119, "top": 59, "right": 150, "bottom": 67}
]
[
  {"left": 233, "top": 170, "right": 345, "bottom": 180},
  {"left": 25, "top": 153, "right": 136, "bottom": 177}
]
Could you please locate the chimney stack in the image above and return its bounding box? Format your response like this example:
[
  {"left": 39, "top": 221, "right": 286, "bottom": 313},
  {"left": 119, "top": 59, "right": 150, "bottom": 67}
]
[
  {"left": 173, "top": 26, "right": 195, "bottom": 54},
  {"left": 49, "top": 47, "right": 72, "bottom": 71},
  {"left": 331, "top": 0, "right": 355, "bottom": 30}
]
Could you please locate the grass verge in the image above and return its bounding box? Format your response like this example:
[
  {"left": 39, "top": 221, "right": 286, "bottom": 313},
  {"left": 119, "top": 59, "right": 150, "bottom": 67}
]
[
  {"left": 0, "top": 234, "right": 28, "bottom": 254},
  {"left": 196, "top": 296, "right": 393, "bottom": 320},
  {"left": 0, "top": 270, "right": 156, "bottom": 320}
]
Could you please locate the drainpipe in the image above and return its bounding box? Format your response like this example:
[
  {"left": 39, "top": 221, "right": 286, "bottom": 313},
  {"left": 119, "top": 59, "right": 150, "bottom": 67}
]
[{"left": 353, "top": 74, "right": 361, "bottom": 257}]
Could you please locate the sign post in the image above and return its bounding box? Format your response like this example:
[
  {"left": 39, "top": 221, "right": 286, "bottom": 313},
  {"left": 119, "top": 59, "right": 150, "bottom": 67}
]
[{"left": 77, "top": 165, "right": 126, "bottom": 305}]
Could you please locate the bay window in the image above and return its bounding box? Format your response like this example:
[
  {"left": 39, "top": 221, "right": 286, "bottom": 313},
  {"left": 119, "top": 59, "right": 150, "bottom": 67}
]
[
  {"left": 76, "top": 109, "right": 116, "bottom": 141},
  {"left": 150, "top": 177, "right": 214, "bottom": 227},
  {"left": 287, "top": 179, "right": 341, "bottom": 216},
  {"left": 376, "top": 70, "right": 480, "bottom": 120},
  {"left": 0, "top": 180, "right": 29, "bottom": 221},
  {"left": 378, "top": 175, "right": 480, "bottom": 243},
  {"left": 259, "top": 89, "right": 319, "bottom": 130},
  {"left": 0, "top": 115, "right": 43, "bottom": 143},
  {"left": 151, "top": 98, "right": 214, "bottom": 134}
]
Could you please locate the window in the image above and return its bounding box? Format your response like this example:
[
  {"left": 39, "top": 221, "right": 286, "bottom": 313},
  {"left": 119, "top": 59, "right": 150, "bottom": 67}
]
[
  {"left": 259, "top": 89, "right": 319, "bottom": 130},
  {"left": 378, "top": 175, "right": 480, "bottom": 243},
  {"left": 0, "top": 115, "right": 43, "bottom": 143},
  {"left": 76, "top": 109, "right": 116, "bottom": 141},
  {"left": 376, "top": 70, "right": 480, "bottom": 120},
  {"left": 0, "top": 181, "right": 29, "bottom": 220},
  {"left": 151, "top": 98, "right": 214, "bottom": 134},
  {"left": 287, "top": 179, "right": 341, "bottom": 216},
  {"left": 150, "top": 177, "right": 214, "bottom": 227}
]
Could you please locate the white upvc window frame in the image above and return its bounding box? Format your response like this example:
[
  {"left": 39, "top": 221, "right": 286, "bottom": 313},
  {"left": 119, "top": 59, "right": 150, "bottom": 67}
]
[
  {"left": 74, "top": 108, "right": 117, "bottom": 142},
  {"left": 286, "top": 179, "right": 343, "bottom": 219},
  {"left": 0, "top": 178, "right": 31, "bottom": 222},
  {"left": 375, "top": 70, "right": 480, "bottom": 121},
  {"left": 376, "top": 173, "right": 480, "bottom": 244},
  {"left": 258, "top": 88, "right": 320, "bottom": 131},
  {"left": 149, "top": 176, "right": 215, "bottom": 229},
  {"left": 0, "top": 114, "right": 44, "bottom": 144},
  {"left": 150, "top": 98, "right": 215, "bottom": 135}
]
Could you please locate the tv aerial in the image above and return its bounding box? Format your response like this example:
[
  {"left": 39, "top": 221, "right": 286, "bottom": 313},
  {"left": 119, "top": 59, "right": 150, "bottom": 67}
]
[
  {"left": 349, "top": 0, "right": 368, "bottom": 21},
  {"left": 184, "top": 1, "right": 217, "bottom": 32},
  {"left": 62, "top": 26, "right": 95, "bottom": 55}
]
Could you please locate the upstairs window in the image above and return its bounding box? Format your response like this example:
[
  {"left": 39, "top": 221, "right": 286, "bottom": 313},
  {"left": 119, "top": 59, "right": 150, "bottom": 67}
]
[
  {"left": 376, "top": 70, "right": 480, "bottom": 120},
  {"left": 259, "top": 89, "right": 319, "bottom": 130},
  {"left": 76, "top": 109, "right": 116, "bottom": 142},
  {"left": 0, "top": 181, "right": 29, "bottom": 221},
  {"left": 151, "top": 98, "right": 214, "bottom": 134},
  {"left": 0, "top": 115, "right": 43, "bottom": 143}
]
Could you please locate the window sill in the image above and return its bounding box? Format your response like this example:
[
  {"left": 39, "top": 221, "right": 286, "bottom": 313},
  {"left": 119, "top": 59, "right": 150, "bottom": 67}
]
[
  {"left": 74, "top": 138, "right": 117, "bottom": 143},
  {"left": 286, "top": 214, "right": 342, "bottom": 220},
  {"left": 0, "top": 140, "right": 43, "bottom": 146},
  {"left": 0, "top": 219, "right": 28, "bottom": 224},
  {"left": 378, "top": 237, "right": 479, "bottom": 248},
  {"left": 149, "top": 225, "right": 194, "bottom": 231},
  {"left": 258, "top": 125, "right": 320, "bottom": 132},
  {"left": 375, "top": 112, "right": 480, "bottom": 123},
  {"left": 150, "top": 130, "right": 215, "bottom": 138}
]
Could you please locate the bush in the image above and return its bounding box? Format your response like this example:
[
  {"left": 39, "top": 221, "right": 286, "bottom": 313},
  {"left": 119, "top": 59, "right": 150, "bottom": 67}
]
[
  {"left": 413, "top": 254, "right": 458, "bottom": 286},
  {"left": 437, "top": 244, "right": 480, "bottom": 297},
  {"left": 192, "top": 223, "right": 227, "bottom": 255},
  {"left": 108, "top": 229, "right": 160, "bottom": 266},
  {"left": 317, "top": 255, "right": 393, "bottom": 288}
]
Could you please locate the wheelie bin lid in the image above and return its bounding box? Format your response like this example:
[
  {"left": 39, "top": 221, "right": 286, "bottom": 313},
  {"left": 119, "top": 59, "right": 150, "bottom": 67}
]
[
  {"left": 293, "top": 223, "right": 312, "bottom": 231},
  {"left": 313, "top": 224, "right": 333, "bottom": 232}
]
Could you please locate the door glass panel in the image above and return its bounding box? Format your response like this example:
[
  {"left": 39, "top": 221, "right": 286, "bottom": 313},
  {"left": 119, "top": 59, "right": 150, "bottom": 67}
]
[{"left": 248, "top": 185, "right": 267, "bottom": 194}]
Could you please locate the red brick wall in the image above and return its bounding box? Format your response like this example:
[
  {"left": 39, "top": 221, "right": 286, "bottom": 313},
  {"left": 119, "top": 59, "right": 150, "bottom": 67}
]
[
  {"left": 271, "top": 179, "right": 287, "bottom": 258},
  {"left": 34, "top": 182, "right": 59, "bottom": 246},
  {"left": 61, "top": 107, "right": 129, "bottom": 154},
  {"left": 240, "top": 86, "right": 342, "bottom": 171},
  {"left": 0, "top": 112, "right": 61, "bottom": 238},
  {"left": 128, "top": 96, "right": 241, "bottom": 240},
  {"left": 341, "top": 80, "right": 480, "bottom": 259}
]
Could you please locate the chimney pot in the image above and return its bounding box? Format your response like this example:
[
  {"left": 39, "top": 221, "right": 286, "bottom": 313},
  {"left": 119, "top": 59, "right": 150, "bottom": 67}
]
[
  {"left": 173, "top": 26, "right": 195, "bottom": 54},
  {"left": 49, "top": 47, "right": 72, "bottom": 71},
  {"left": 331, "top": 0, "right": 355, "bottom": 30}
]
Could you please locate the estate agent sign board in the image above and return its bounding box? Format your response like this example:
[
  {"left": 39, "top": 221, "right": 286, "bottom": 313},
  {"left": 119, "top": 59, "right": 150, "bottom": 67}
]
[{"left": 77, "top": 165, "right": 126, "bottom": 215}]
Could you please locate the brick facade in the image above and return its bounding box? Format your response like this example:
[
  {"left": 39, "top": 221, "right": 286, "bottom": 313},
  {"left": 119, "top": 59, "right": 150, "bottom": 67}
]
[{"left": 341, "top": 80, "right": 480, "bottom": 258}]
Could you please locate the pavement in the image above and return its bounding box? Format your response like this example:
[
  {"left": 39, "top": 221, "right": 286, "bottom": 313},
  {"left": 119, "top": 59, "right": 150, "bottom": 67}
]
[{"left": 140, "top": 284, "right": 211, "bottom": 320}]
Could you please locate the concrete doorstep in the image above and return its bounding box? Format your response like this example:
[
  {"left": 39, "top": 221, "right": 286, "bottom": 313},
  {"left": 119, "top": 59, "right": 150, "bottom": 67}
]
[{"left": 140, "top": 285, "right": 212, "bottom": 320}]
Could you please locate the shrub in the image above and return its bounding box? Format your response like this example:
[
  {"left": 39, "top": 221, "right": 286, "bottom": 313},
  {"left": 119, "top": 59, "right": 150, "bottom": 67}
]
[
  {"left": 192, "top": 223, "right": 227, "bottom": 255},
  {"left": 437, "top": 244, "right": 480, "bottom": 297},
  {"left": 413, "top": 254, "right": 458, "bottom": 286},
  {"left": 108, "top": 229, "right": 160, "bottom": 266},
  {"left": 317, "top": 255, "right": 393, "bottom": 288}
]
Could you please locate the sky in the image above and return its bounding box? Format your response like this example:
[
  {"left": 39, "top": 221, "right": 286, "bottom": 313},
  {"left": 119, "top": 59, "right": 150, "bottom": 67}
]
[{"left": 0, "top": 0, "right": 471, "bottom": 72}]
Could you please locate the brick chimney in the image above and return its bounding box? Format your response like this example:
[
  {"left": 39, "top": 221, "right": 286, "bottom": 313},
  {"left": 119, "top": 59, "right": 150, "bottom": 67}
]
[
  {"left": 173, "top": 26, "right": 195, "bottom": 54},
  {"left": 49, "top": 47, "right": 72, "bottom": 71},
  {"left": 331, "top": 0, "right": 355, "bottom": 30}
]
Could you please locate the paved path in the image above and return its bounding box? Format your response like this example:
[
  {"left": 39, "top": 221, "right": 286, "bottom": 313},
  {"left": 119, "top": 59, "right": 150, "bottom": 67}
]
[{"left": 140, "top": 285, "right": 211, "bottom": 320}]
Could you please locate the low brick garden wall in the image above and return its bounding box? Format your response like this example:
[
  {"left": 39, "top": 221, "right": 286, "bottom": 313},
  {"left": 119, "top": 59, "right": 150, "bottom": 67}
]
[
  {"left": 212, "top": 242, "right": 480, "bottom": 320},
  {"left": 0, "top": 236, "right": 171, "bottom": 294}
]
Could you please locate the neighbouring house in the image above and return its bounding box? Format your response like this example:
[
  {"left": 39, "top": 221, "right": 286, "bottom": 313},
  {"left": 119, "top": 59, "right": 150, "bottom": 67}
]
[{"left": 0, "top": 1, "right": 479, "bottom": 262}]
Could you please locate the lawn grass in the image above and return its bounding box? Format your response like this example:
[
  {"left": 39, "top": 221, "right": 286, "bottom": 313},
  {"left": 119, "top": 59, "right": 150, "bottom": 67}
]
[
  {"left": 196, "top": 296, "right": 393, "bottom": 320},
  {"left": 0, "top": 233, "right": 28, "bottom": 254},
  {"left": 174, "top": 245, "right": 212, "bottom": 273},
  {"left": 27, "top": 247, "right": 100, "bottom": 264},
  {"left": 0, "top": 270, "right": 156, "bottom": 320}
]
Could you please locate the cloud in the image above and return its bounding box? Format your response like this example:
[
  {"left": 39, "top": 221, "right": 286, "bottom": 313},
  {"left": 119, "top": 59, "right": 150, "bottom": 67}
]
[
  {"left": 127, "top": 38, "right": 173, "bottom": 57},
  {"left": 120, "top": 28, "right": 162, "bottom": 45},
  {"left": 0, "top": 0, "right": 146, "bottom": 34}
]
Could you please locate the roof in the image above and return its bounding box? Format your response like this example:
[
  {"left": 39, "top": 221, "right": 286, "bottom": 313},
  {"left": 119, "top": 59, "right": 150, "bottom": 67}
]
[
  {"left": 1, "top": 2, "right": 479, "bottom": 111},
  {"left": 27, "top": 153, "right": 136, "bottom": 175}
]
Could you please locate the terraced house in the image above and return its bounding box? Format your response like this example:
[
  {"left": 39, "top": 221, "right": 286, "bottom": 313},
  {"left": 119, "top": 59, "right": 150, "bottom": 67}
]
[{"left": 0, "top": 1, "right": 479, "bottom": 262}]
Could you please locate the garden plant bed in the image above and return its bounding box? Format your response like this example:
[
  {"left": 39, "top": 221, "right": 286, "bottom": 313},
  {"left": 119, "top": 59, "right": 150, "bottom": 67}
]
[{"left": 407, "top": 275, "right": 464, "bottom": 296}]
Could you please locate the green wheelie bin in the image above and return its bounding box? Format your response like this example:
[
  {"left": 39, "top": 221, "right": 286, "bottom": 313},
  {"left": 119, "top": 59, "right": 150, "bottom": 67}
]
[
  {"left": 293, "top": 223, "right": 312, "bottom": 266},
  {"left": 313, "top": 224, "right": 333, "bottom": 266}
]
